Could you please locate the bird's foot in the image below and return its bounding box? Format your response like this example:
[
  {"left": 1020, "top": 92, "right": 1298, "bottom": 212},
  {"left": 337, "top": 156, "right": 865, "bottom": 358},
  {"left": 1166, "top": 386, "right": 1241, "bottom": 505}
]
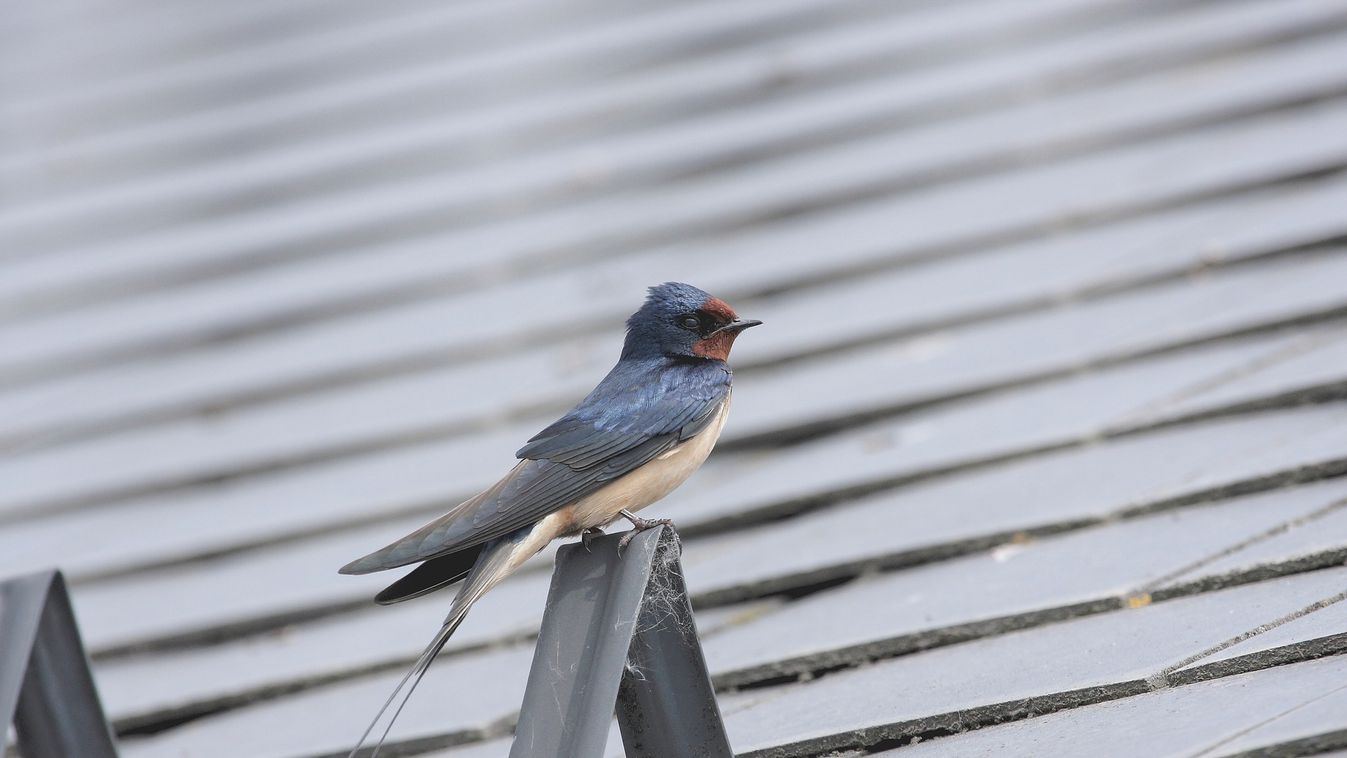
[
  {"left": 617, "top": 509, "right": 674, "bottom": 553},
  {"left": 581, "top": 527, "right": 604, "bottom": 552}
]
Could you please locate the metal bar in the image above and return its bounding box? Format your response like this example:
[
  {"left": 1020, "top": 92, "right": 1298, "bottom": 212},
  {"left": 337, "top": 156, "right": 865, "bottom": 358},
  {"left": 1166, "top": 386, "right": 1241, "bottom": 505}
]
[
  {"left": 510, "top": 526, "right": 731, "bottom": 758},
  {"left": 1, "top": 570, "right": 120, "bottom": 758},
  {"left": 615, "top": 532, "right": 732, "bottom": 758}
]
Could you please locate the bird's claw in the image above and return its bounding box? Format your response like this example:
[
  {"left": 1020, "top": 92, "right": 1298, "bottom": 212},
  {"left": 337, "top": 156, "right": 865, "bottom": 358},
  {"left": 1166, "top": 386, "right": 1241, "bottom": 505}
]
[
  {"left": 581, "top": 527, "right": 604, "bottom": 552},
  {"left": 617, "top": 510, "right": 675, "bottom": 554}
]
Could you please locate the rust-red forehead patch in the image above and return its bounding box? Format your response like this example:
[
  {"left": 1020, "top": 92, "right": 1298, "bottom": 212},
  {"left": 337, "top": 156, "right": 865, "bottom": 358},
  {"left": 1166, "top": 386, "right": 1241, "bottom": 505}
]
[{"left": 701, "top": 296, "right": 737, "bottom": 321}]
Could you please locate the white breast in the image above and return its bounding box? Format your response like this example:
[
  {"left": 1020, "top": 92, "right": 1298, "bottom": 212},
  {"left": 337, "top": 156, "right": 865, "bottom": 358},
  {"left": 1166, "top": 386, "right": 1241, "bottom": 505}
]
[{"left": 566, "top": 394, "right": 731, "bottom": 531}]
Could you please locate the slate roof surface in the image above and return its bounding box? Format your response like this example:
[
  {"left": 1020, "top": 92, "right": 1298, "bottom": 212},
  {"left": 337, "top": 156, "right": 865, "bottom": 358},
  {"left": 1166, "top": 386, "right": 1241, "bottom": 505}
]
[{"left": 3, "top": 0, "right": 1347, "bottom": 756}]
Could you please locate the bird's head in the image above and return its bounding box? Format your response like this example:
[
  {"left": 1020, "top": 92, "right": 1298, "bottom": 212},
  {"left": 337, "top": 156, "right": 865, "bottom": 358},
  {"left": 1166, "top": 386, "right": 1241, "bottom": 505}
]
[{"left": 621, "top": 282, "right": 762, "bottom": 362}]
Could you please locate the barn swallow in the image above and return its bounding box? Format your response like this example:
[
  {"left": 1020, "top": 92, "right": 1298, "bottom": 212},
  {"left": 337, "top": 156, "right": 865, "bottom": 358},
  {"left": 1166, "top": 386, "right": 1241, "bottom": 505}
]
[{"left": 340, "top": 282, "right": 760, "bottom": 757}]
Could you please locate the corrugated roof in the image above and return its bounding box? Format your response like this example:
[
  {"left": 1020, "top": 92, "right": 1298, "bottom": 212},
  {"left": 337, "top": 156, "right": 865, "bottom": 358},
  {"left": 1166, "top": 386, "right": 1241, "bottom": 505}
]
[{"left": 3, "top": 0, "right": 1347, "bottom": 755}]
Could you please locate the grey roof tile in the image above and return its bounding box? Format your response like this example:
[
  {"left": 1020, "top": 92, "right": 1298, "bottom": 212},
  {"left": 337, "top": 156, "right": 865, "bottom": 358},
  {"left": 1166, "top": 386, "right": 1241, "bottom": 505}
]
[
  {"left": 872, "top": 655, "right": 1347, "bottom": 758},
  {"left": 700, "top": 480, "right": 1347, "bottom": 684},
  {"left": 93, "top": 570, "right": 552, "bottom": 724},
  {"left": 721, "top": 568, "right": 1347, "bottom": 756},
  {"left": 1210, "top": 687, "right": 1347, "bottom": 756},
  {"left": 1162, "top": 492, "right": 1347, "bottom": 584},
  {"left": 666, "top": 389, "right": 1347, "bottom": 532},
  {"left": 117, "top": 643, "right": 533, "bottom": 758},
  {"left": 1173, "top": 590, "right": 1347, "bottom": 674}
]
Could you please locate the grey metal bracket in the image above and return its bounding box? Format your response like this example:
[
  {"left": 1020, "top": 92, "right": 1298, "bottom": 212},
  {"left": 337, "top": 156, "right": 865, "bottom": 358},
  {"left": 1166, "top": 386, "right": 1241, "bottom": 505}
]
[
  {"left": 1, "top": 569, "right": 119, "bottom": 758},
  {"left": 510, "top": 526, "right": 732, "bottom": 758}
]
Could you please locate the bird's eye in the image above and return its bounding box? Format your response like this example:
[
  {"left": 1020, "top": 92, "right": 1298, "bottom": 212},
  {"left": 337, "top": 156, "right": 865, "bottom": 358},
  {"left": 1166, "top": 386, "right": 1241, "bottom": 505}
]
[{"left": 678, "top": 315, "right": 701, "bottom": 330}]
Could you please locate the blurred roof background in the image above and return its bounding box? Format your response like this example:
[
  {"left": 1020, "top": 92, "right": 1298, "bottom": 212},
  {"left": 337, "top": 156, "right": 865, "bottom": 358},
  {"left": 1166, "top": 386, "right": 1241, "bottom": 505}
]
[{"left": 4, "top": 0, "right": 1347, "bottom": 755}]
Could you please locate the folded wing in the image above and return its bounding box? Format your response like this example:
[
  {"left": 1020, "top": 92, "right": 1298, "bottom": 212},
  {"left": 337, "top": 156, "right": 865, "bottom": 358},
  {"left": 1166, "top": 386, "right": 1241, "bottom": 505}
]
[{"left": 340, "top": 360, "right": 729, "bottom": 575}]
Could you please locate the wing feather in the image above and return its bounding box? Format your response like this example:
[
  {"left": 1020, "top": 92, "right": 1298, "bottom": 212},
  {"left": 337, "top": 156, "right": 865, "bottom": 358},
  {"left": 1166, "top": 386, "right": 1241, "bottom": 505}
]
[{"left": 341, "top": 359, "right": 729, "bottom": 575}]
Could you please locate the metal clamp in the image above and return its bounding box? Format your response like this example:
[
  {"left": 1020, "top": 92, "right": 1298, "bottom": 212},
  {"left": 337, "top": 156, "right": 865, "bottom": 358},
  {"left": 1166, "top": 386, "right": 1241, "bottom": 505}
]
[
  {"left": 510, "top": 526, "right": 732, "bottom": 758},
  {"left": 1, "top": 569, "right": 119, "bottom": 758}
]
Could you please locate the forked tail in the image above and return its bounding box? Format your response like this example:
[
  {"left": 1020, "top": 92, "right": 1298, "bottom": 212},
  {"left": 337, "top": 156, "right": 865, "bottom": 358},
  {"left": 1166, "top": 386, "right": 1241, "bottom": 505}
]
[
  {"left": 346, "top": 529, "right": 529, "bottom": 758},
  {"left": 347, "top": 612, "right": 466, "bottom": 758}
]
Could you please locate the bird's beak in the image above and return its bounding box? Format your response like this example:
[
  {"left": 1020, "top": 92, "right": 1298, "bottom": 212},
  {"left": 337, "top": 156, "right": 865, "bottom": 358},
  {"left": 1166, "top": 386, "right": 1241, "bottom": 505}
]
[{"left": 714, "top": 318, "right": 763, "bottom": 336}]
